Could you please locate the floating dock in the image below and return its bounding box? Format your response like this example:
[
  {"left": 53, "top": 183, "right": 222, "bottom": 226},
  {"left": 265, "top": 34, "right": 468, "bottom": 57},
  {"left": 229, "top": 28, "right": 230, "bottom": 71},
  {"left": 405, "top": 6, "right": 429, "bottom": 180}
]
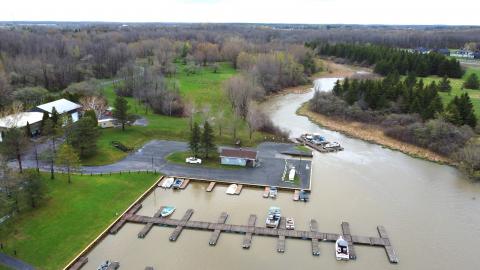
[
  {"left": 293, "top": 190, "right": 300, "bottom": 201},
  {"left": 124, "top": 208, "right": 399, "bottom": 263},
  {"left": 234, "top": 184, "right": 243, "bottom": 195},
  {"left": 263, "top": 187, "right": 270, "bottom": 198},
  {"left": 206, "top": 182, "right": 216, "bottom": 192},
  {"left": 296, "top": 137, "right": 344, "bottom": 153},
  {"left": 179, "top": 179, "right": 190, "bottom": 189}
]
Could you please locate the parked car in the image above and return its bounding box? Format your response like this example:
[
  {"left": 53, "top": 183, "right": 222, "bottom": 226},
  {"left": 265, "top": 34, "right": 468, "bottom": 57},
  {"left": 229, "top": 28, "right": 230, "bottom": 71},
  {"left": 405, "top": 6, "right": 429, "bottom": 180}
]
[{"left": 186, "top": 157, "right": 202, "bottom": 164}]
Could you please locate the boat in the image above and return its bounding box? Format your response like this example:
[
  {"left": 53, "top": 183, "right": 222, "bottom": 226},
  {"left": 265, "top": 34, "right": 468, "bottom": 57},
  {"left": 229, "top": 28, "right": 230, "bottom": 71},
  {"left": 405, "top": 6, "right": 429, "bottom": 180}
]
[
  {"left": 299, "top": 190, "right": 309, "bottom": 202},
  {"left": 97, "top": 260, "right": 114, "bottom": 270},
  {"left": 288, "top": 167, "right": 296, "bottom": 181},
  {"left": 265, "top": 206, "right": 281, "bottom": 228},
  {"left": 325, "top": 142, "right": 341, "bottom": 149},
  {"left": 286, "top": 217, "right": 295, "bottom": 230},
  {"left": 160, "top": 177, "right": 174, "bottom": 188},
  {"left": 160, "top": 206, "right": 175, "bottom": 217},
  {"left": 263, "top": 186, "right": 270, "bottom": 198},
  {"left": 172, "top": 178, "right": 184, "bottom": 189},
  {"left": 226, "top": 184, "right": 237, "bottom": 195},
  {"left": 269, "top": 187, "right": 278, "bottom": 198},
  {"left": 335, "top": 236, "right": 350, "bottom": 261}
]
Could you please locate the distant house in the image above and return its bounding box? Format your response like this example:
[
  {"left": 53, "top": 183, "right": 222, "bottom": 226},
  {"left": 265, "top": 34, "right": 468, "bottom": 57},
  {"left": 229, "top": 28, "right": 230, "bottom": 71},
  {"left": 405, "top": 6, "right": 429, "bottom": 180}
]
[
  {"left": 0, "top": 112, "right": 44, "bottom": 142},
  {"left": 414, "top": 47, "right": 431, "bottom": 54},
  {"left": 220, "top": 148, "right": 258, "bottom": 167},
  {"left": 451, "top": 50, "right": 475, "bottom": 59},
  {"left": 33, "top": 98, "right": 82, "bottom": 123},
  {"left": 98, "top": 118, "right": 116, "bottom": 128},
  {"left": 436, "top": 48, "right": 450, "bottom": 56}
]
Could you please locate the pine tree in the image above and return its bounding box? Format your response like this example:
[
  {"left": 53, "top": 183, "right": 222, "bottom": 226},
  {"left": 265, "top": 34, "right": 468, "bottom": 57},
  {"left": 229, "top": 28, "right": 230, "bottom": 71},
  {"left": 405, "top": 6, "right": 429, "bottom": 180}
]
[
  {"left": 68, "top": 117, "right": 100, "bottom": 158},
  {"left": 0, "top": 128, "right": 30, "bottom": 173},
  {"left": 40, "top": 111, "right": 49, "bottom": 134},
  {"left": 83, "top": 110, "right": 98, "bottom": 127},
  {"left": 51, "top": 106, "right": 59, "bottom": 126},
  {"left": 439, "top": 75, "right": 452, "bottom": 93},
  {"left": 464, "top": 73, "right": 480, "bottom": 89},
  {"left": 25, "top": 121, "right": 32, "bottom": 138},
  {"left": 55, "top": 143, "right": 80, "bottom": 184},
  {"left": 445, "top": 94, "right": 477, "bottom": 128},
  {"left": 200, "top": 121, "right": 216, "bottom": 159},
  {"left": 113, "top": 95, "right": 130, "bottom": 131},
  {"left": 189, "top": 122, "right": 201, "bottom": 157},
  {"left": 332, "top": 79, "right": 342, "bottom": 96}
]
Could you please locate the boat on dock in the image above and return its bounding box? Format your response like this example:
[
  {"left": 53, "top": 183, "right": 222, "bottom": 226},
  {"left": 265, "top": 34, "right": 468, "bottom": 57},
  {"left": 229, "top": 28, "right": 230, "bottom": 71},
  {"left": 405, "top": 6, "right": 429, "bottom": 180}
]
[
  {"left": 226, "top": 184, "right": 238, "bottom": 195},
  {"left": 265, "top": 206, "right": 281, "bottom": 228},
  {"left": 263, "top": 186, "right": 270, "bottom": 198},
  {"left": 160, "top": 177, "right": 174, "bottom": 188},
  {"left": 288, "top": 167, "right": 296, "bottom": 181},
  {"left": 299, "top": 190, "right": 309, "bottom": 202},
  {"left": 97, "top": 260, "right": 119, "bottom": 270},
  {"left": 172, "top": 178, "right": 184, "bottom": 189},
  {"left": 325, "top": 142, "right": 342, "bottom": 151},
  {"left": 286, "top": 217, "right": 295, "bottom": 230},
  {"left": 335, "top": 236, "right": 350, "bottom": 261},
  {"left": 269, "top": 187, "right": 278, "bottom": 198},
  {"left": 160, "top": 206, "right": 175, "bottom": 217}
]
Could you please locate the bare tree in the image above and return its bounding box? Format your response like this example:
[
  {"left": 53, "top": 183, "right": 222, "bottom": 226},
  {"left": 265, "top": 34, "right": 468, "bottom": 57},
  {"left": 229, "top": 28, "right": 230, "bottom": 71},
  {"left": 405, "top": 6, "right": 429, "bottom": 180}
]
[
  {"left": 224, "top": 74, "right": 265, "bottom": 119},
  {"left": 222, "top": 37, "right": 247, "bottom": 68},
  {"left": 79, "top": 96, "right": 108, "bottom": 119}
]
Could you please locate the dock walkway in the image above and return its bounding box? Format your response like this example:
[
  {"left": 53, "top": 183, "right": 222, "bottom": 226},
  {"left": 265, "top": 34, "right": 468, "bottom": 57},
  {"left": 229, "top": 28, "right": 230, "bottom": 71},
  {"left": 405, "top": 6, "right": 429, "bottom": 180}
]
[{"left": 125, "top": 208, "right": 398, "bottom": 263}]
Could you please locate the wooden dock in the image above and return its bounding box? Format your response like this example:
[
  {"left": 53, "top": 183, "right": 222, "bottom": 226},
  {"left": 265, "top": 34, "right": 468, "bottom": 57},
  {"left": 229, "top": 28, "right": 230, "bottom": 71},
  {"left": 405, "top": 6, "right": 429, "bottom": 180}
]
[
  {"left": 124, "top": 209, "right": 399, "bottom": 263},
  {"left": 206, "top": 182, "right": 216, "bottom": 192},
  {"left": 263, "top": 187, "right": 270, "bottom": 198},
  {"left": 293, "top": 190, "right": 300, "bottom": 201},
  {"left": 341, "top": 222, "right": 356, "bottom": 259},
  {"left": 179, "top": 179, "right": 190, "bottom": 189},
  {"left": 109, "top": 203, "right": 142, "bottom": 234},
  {"left": 138, "top": 207, "right": 165, "bottom": 238},
  {"left": 68, "top": 256, "right": 88, "bottom": 270},
  {"left": 242, "top": 215, "right": 257, "bottom": 249}
]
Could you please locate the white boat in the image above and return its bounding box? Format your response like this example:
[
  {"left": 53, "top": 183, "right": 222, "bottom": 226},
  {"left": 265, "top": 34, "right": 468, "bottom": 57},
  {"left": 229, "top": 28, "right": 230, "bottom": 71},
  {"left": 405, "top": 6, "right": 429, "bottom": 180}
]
[
  {"left": 325, "top": 142, "right": 341, "bottom": 149},
  {"left": 269, "top": 187, "right": 278, "bottom": 198},
  {"left": 160, "top": 206, "right": 175, "bottom": 217},
  {"left": 286, "top": 217, "right": 295, "bottom": 230},
  {"left": 160, "top": 177, "right": 174, "bottom": 188},
  {"left": 265, "top": 207, "right": 281, "bottom": 228},
  {"left": 226, "top": 184, "right": 237, "bottom": 195},
  {"left": 335, "top": 236, "right": 350, "bottom": 261}
]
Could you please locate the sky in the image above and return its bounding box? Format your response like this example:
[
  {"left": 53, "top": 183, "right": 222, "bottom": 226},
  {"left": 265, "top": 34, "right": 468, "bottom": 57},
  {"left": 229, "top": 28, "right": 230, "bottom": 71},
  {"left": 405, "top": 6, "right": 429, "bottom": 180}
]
[{"left": 1, "top": 0, "right": 479, "bottom": 25}]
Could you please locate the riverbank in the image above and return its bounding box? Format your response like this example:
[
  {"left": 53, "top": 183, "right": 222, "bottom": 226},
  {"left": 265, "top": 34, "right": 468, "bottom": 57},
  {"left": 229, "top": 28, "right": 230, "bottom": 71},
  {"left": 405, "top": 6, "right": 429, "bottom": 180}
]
[{"left": 297, "top": 103, "right": 453, "bottom": 164}]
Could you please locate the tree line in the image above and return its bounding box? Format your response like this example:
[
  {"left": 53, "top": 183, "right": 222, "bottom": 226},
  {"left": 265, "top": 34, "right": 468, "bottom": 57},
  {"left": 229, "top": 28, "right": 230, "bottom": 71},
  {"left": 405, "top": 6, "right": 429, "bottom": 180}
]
[{"left": 308, "top": 43, "right": 463, "bottom": 78}]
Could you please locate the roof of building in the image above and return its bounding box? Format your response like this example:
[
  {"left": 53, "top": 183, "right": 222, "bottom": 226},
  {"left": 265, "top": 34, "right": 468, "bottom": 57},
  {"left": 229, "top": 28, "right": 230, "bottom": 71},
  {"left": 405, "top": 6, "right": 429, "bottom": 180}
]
[
  {"left": 220, "top": 148, "right": 257, "bottom": 159},
  {"left": 0, "top": 112, "right": 44, "bottom": 128},
  {"left": 36, "top": 98, "right": 82, "bottom": 114}
]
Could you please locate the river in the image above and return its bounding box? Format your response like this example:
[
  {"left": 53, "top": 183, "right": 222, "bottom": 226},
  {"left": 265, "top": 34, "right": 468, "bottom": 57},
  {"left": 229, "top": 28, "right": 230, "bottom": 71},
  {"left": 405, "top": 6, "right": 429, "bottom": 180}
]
[{"left": 82, "top": 78, "right": 480, "bottom": 270}]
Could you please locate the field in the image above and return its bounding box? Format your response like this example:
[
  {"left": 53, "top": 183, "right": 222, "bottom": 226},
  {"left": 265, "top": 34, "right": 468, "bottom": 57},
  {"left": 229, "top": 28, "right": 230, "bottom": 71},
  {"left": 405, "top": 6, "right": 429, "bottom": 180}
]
[
  {"left": 0, "top": 172, "right": 159, "bottom": 270},
  {"left": 83, "top": 62, "right": 267, "bottom": 165},
  {"left": 425, "top": 66, "right": 480, "bottom": 118}
]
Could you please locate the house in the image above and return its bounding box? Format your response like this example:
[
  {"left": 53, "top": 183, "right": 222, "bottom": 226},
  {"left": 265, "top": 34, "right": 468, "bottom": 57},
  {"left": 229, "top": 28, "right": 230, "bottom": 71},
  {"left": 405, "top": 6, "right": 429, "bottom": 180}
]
[
  {"left": 0, "top": 112, "right": 44, "bottom": 142},
  {"left": 413, "top": 47, "right": 431, "bottom": 54},
  {"left": 34, "top": 98, "right": 82, "bottom": 123},
  {"left": 220, "top": 148, "right": 258, "bottom": 167},
  {"left": 436, "top": 48, "right": 450, "bottom": 56},
  {"left": 98, "top": 118, "right": 116, "bottom": 128}
]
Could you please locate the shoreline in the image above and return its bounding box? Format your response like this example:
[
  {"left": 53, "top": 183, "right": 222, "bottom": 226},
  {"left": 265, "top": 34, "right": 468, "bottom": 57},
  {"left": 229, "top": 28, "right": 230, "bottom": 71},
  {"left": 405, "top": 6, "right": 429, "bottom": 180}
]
[{"left": 296, "top": 103, "right": 453, "bottom": 165}]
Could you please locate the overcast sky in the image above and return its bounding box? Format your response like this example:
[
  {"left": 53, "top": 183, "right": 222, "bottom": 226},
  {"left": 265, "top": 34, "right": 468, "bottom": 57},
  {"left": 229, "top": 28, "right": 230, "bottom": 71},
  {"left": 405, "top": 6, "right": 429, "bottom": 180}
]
[{"left": 1, "top": 0, "right": 479, "bottom": 25}]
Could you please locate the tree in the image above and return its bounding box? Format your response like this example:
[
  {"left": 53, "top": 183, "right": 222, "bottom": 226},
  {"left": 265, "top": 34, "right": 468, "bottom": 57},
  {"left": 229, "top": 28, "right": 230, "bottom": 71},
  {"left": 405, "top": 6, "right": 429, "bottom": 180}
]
[
  {"left": 40, "top": 111, "right": 49, "bottom": 134},
  {"left": 200, "top": 121, "right": 216, "bottom": 159},
  {"left": 0, "top": 128, "right": 30, "bottom": 173},
  {"left": 83, "top": 110, "right": 98, "bottom": 127},
  {"left": 464, "top": 73, "right": 480, "bottom": 90},
  {"left": 23, "top": 170, "right": 45, "bottom": 208},
  {"left": 68, "top": 117, "right": 100, "bottom": 158},
  {"left": 438, "top": 76, "right": 452, "bottom": 93},
  {"left": 332, "top": 79, "right": 343, "bottom": 96},
  {"left": 43, "top": 118, "right": 63, "bottom": 179},
  {"left": 189, "top": 122, "right": 201, "bottom": 157},
  {"left": 51, "top": 106, "right": 59, "bottom": 126},
  {"left": 25, "top": 121, "right": 32, "bottom": 138},
  {"left": 445, "top": 93, "right": 477, "bottom": 128},
  {"left": 79, "top": 96, "right": 107, "bottom": 120},
  {"left": 55, "top": 144, "right": 80, "bottom": 184},
  {"left": 225, "top": 74, "right": 265, "bottom": 119},
  {"left": 113, "top": 95, "right": 130, "bottom": 131}
]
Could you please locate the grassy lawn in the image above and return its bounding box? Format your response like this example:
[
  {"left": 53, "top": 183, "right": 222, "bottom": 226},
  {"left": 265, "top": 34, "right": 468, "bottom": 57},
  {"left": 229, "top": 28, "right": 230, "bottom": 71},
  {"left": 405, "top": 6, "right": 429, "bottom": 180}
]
[
  {"left": 295, "top": 145, "right": 312, "bottom": 153},
  {"left": 423, "top": 66, "right": 480, "bottom": 118},
  {"left": 86, "top": 62, "right": 269, "bottom": 166},
  {"left": 166, "top": 150, "right": 242, "bottom": 170},
  {"left": 0, "top": 172, "right": 159, "bottom": 270}
]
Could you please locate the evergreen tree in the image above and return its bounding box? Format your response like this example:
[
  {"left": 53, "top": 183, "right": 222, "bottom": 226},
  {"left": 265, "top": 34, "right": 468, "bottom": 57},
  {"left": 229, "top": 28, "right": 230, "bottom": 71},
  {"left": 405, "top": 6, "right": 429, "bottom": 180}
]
[
  {"left": 113, "top": 95, "right": 130, "bottom": 131},
  {"left": 68, "top": 117, "right": 100, "bottom": 158},
  {"left": 200, "top": 121, "right": 216, "bottom": 159},
  {"left": 23, "top": 170, "right": 45, "bottom": 208},
  {"left": 43, "top": 118, "right": 63, "bottom": 179},
  {"left": 51, "top": 106, "right": 59, "bottom": 126},
  {"left": 464, "top": 73, "right": 480, "bottom": 89},
  {"left": 40, "top": 111, "right": 49, "bottom": 134},
  {"left": 332, "top": 79, "right": 343, "bottom": 96},
  {"left": 55, "top": 143, "right": 80, "bottom": 184},
  {"left": 445, "top": 94, "right": 477, "bottom": 127},
  {"left": 25, "top": 121, "right": 32, "bottom": 138},
  {"left": 0, "top": 128, "right": 30, "bottom": 173},
  {"left": 189, "top": 122, "right": 201, "bottom": 157},
  {"left": 438, "top": 75, "right": 452, "bottom": 93},
  {"left": 83, "top": 109, "right": 98, "bottom": 127}
]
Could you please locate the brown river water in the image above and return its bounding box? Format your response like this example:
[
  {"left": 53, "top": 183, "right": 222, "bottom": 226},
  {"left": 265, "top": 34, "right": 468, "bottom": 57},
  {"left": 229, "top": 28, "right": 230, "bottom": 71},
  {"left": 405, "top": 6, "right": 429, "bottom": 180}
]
[{"left": 83, "top": 78, "right": 480, "bottom": 270}]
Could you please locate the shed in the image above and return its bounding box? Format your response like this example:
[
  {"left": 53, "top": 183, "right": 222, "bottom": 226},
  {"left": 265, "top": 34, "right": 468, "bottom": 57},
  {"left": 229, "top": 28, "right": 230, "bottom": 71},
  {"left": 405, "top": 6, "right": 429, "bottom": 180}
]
[
  {"left": 220, "top": 148, "right": 258, "bottom": 167},
  {"left": 35, "top": 98, "right": 82, "bottom": 122},
  {"left": 0, "top": 112, "right": 44, "bottom": 141},
  {"left": 98, "top": 118, "right": 116, "bottom": 128}
]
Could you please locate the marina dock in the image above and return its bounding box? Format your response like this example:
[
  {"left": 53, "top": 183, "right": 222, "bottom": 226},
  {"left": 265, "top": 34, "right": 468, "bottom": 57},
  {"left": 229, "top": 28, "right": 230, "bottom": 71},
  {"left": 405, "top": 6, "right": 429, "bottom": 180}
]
[
  {"left": 296, "top": 137, "right": 344, "bottom": 153},
  {"left": 206, "top": 182, "right": 216, "bottom": 192},
  {"left": 125, "top": 206, "right": 399, "bottom": 263}
]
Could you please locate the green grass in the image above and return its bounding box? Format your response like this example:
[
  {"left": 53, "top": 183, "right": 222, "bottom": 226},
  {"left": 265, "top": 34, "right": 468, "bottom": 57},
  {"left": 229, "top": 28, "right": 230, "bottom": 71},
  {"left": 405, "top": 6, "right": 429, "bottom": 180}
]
[
  {"left": 422, "top": 66, "right": 480, "bottom": 118},
  {"left": 86, "top": 62, "right": 269, "bottom": 166},
  {"left": 295, "top": 145, "right": 311, "bottom": 153},
  {"left": 166, "top": 151, "right": 242, "bottom": 170},
  {"left": 0, "top": 172, "right": 159, "bottom": 270}
]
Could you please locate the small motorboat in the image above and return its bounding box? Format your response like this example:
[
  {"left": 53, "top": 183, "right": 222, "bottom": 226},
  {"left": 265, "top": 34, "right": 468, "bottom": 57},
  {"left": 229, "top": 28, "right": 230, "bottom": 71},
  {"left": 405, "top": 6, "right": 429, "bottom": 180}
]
[
  {"left": 172, "top": 178, "right": 184, "bottom": 189},
  {"left": 325, "top": 142, "right": 341, "bottom": 149},
  {"left": 299, "top": 190, "right": 309, "bottom": 202},
  {"left": 286, "top": 217, "right": 295, "bottom": 230},
  {"left": 160, "top": 206, "right": 175, "bottom": 217},
  {"left": 288, "top": 167, "right": 296, "bottom": 181},
  {"left": 269, "top": 187, "right": 278, "bottom": 198},
  {"left": 97, "top": 260, "right": 119, "bottom": 270},
  {"left": 226, "top": 184, "right": 237, "bottom": 195},
  {"left": 265, "top": 206, "right": 281, "bottom": 228},
  {"left": 160, "top": 177, "right": 174, "bottom": 188},
  {"left": 335, "top": 236, "right": 350, "bottom": 261}
]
